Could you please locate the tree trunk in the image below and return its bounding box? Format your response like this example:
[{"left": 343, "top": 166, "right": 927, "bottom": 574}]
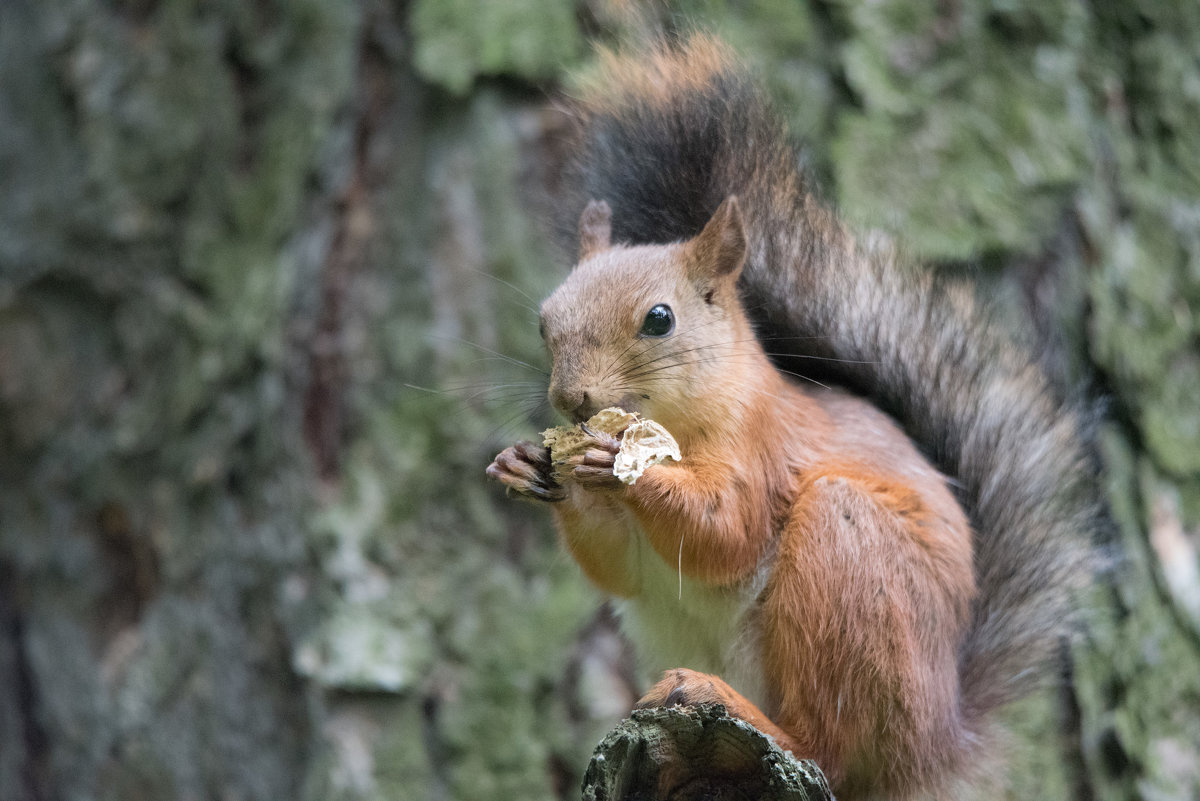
[{"left": 0, "top": 2, "right": 1197, "bottom": 800}]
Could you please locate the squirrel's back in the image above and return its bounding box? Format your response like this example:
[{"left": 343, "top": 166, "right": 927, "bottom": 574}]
[{"left": 557, "top": 32, "right": 1101, "bottom": 765}]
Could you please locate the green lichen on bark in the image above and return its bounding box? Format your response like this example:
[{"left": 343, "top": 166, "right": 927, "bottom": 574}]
[
  {"left": 1072, "top": 433, "right": 1200, "bottom": 801},
  {"left": 410, "top": 0, "right": 582, "bottom": 95},
  {"left": 1066, "top": 6, "right": 1200, "bottom": 793},
  {"left": 289, "top": 77, "right": 612, "bottom": 799},
  {"left": 831, "top": 0, "right": 1093, "bottom": 258},
  {"left": 1, "top": 1, "right": 360, "bottom": 799},
  {"left": 3, "top": 1, "right": 1199, "bottom": 800}
]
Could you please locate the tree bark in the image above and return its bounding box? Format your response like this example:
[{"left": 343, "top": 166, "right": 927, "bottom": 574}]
[
  {"left": 581, "top": 705, "right": 832, "bottom": 801},
  {"left": 0, "top": 2, "right": 1197, "bottom": 800}
]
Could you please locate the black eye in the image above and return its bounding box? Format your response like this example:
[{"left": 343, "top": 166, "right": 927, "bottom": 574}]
[{"left": 639, "top": 304, "right": 674, "bottom": 337}]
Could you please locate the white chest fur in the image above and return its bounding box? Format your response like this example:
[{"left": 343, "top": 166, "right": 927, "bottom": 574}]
[{"left": 613, "top": 522, "right": 770, "bottom": 710}]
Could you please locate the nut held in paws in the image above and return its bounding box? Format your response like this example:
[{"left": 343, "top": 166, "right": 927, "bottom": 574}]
[{"left": 542, "top": 407, "right": 681, "bottom": 485}]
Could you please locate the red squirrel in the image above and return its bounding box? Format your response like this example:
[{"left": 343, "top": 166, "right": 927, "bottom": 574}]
[{"left": 487, "top": 35, "right": 1098, "bottom": 800}]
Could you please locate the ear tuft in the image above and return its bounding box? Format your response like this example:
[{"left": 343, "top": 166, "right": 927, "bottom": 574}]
[
  {"left": 578, "top": 200, "right": 612, "bottom": 261},
  {"left": 689, "top": 196, "right": 747, "bottom": 291}
]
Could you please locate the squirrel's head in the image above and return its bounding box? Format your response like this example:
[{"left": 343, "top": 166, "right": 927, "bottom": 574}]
[{"left": 539, "top": 196, "right": 756, "bottom": 437}]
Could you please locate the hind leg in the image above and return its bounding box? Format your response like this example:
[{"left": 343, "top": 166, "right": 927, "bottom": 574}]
[{"left": 637, "top": 668, "right": 805, "bottom": 756}]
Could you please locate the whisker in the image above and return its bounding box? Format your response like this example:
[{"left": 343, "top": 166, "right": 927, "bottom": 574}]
[
  {"left": 469, "top": 267, "right": 542, "bottom": 309},
  {"left": 623, "top": 341, "right": 745, "bottom": 382},
  {"left": 438, "top": 380, "right": 546, "bottom": 391},
  {"left": 624, "top": 373, "right": 821, "bottom": 402},
  {"left": 429, "top": 335, "right": 550, "bottom": 376},
  {"left": 760, "top": 352, "right": 879, "bottom": 365},
  {"left": 608, "top": 313, "right": 747, "bottom": 379},
  {"left": 462, "top": 388, "right": 547, "bottom": 405},
  {"left": 621, "top": 332, "right": 741, "bottom": 374},
  {"left": 455, "top": 356, "right": 549, "bottom": 372},
  {"left": 483, "top": 396, "right": 552, "bottom": 445},
  {"left": 621, "top": 338, "right": 878, "bottom": 384},
  {"left": 639, "top": 334, "right": 878, "bottom": 366},
  {"left": 405, "top": 387, "right": 547, "bottom": 415},
  {"left": 677, "top": 531, "right": 685, "bottom": 601},
  {"left": 405, "top": 380, "right": 544, "bottom": 397},
  {"left": 619, "top": 353, "right": 834, "bottom": 390},
  {"left": 599, "top": 333, "right": 649, "bottom": 384},
  {"left": 752, "top": 333, "right": 835, "bottom": 343}
]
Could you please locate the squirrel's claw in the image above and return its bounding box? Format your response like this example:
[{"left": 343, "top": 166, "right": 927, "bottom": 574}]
[
  {"left": 580, "top": 426, "right": 624, "bottom": 456},
  {"left": 571, "top": 463, "right": 623, "bottom": 491},
  {"left": 513, "top": 440, "right": 554, "bottom": 469},
  {"left": 487, "top": 442, "right": 565, "bottom": 502},
  {"left": 510, "top": 482, "right": 566, "bottom": 502},
  {"left": 562, "top": 443, "right": 622, "bottom": 491},
  {"left": 568, "top": 447, "right": 617, "bottom": 469}
]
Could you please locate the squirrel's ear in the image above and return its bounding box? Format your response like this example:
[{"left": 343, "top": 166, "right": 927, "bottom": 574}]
[
  {"left": 689, "top": 196, "right": 747, "bottom": 292},
  {"left": 578, "top": 200, "right": 612, "bottom": 261}
]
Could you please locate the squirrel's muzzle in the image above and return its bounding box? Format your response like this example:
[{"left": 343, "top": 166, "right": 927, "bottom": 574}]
[{"left": 549, "top": 382, "right": 600, "bottom": 423}]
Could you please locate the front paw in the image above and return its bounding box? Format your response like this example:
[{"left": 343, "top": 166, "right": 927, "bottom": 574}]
[{"left": 486, "top": 441, "right": 565, "bottom": 502}]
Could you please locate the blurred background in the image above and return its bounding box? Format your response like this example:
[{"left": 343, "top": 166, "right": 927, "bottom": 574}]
[{"left": 1, "top": 1, "right": 1198, "bottom": 799}]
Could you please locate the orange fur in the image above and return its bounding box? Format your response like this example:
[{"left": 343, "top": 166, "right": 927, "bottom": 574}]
[
  {"left": 490, "top": 199, "right": 977, "bottom": 800},
  {"left": 490, "top": 33, "right": 1103, "bottom": 799}
]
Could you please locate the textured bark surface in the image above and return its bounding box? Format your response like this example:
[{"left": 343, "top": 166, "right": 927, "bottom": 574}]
[
  {"left": 0, "top": 1, "right": 1197, "bottom": 800},
  {"left": 582, "top": 706, "right": 832, "bottom": 801}
]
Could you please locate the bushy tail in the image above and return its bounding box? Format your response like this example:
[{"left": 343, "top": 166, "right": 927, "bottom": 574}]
[{"left": 557, "top": 34, "right": 1101, "bottom": 737}]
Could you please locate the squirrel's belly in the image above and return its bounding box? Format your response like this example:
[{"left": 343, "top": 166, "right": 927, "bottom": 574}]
[{"left": 614, "top": 530, "right": 769, "bottom": 710}]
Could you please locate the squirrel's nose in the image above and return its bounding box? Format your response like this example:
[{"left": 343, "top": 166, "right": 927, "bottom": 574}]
[{"left": 549, "top": 385, "right": 597, "bottom": 423}]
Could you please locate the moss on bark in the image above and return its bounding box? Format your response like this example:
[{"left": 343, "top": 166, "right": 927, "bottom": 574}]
[{"left": 1, "top": 1, "right": 1198, "bottom": 800}]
